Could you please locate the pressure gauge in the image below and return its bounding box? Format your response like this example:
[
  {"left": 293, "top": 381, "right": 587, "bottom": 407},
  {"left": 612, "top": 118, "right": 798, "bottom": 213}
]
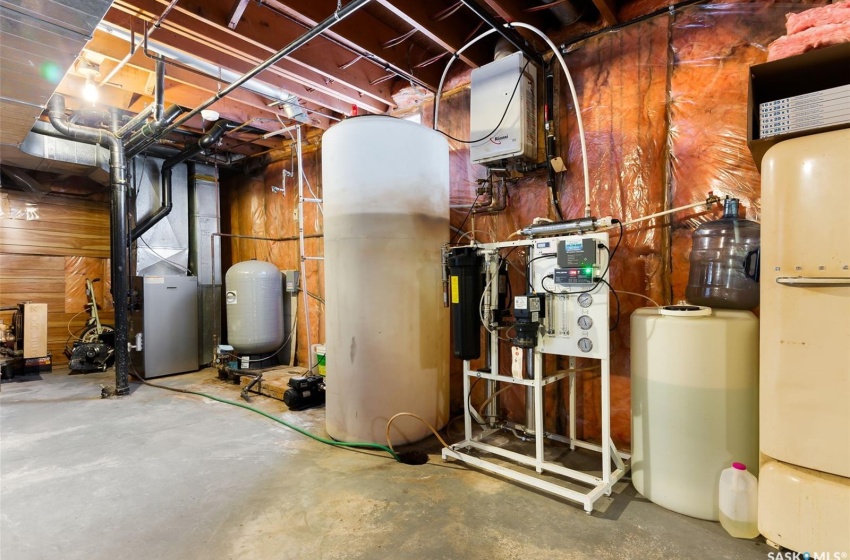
[
  {"left": 578, "top": 315, "right": 593, "bottom": 330},
  {"left": 578, "top": 337, "right": 593, "bottom": 352},
  {"left": 578, "top": 293, "right": 593, "bottom": 308}
]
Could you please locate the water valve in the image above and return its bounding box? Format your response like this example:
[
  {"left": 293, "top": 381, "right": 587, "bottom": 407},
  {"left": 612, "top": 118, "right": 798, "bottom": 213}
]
[{"left": 128, "top": 332, "right": 143, "bottom": 352}]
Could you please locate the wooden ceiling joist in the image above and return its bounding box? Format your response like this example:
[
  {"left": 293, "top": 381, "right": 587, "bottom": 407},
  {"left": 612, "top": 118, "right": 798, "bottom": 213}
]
[
  {"left": 226, "top": 0, "right": 250, "bottom": 30},
  {"left": 259, "top": 0, "right": 446, "bottom": 90},
  {"left": 478, "top": 0, "right": 547, "bottom": 28},
  {"left": 591, "top": 0, "right": 619, "bottom": 26},
  {"left": 109, "top": 0, "right": 392, "bottom": 114},
  {"left": 102, "top": 9, "right": 355, "bottom": 120},
  {"left": 375, "top": 0, "right": 493, "bottom": 69}
]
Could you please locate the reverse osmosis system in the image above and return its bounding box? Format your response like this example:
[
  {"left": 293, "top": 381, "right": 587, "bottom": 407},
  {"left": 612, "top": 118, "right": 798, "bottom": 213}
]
[{"left": 442, "top": 228, "right": 627, "bottom": 513}]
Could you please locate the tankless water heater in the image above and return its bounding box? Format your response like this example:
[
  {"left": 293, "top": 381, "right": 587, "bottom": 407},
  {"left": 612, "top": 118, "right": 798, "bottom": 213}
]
[{"left": 470, "top": 52, "right": 537, "bottom": 165}]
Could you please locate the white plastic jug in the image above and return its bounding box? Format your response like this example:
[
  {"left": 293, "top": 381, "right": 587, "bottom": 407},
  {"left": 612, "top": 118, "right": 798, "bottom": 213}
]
[{"left": 719, "top": 462, "right": 759, "bottom": 538}]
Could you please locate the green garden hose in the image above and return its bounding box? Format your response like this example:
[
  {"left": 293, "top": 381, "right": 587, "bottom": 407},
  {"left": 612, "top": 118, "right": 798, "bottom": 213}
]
[{"left": 130, "top": 372, "right": 400, "bottom": 462}]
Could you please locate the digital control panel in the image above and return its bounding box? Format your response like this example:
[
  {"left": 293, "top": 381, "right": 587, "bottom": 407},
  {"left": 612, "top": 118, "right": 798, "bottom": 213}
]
[
  {"left": 553, "top": 267, "right": 594, "bottom": 285},
  {"left": 528, "top": 233, "right": 610, "bottom": 360}
]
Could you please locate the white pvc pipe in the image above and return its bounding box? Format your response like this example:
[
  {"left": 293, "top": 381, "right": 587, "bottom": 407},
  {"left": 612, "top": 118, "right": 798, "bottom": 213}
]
[
  {"left": 616, "top": 199, "right": 717, "bottom": 229},
  {"left": 296, "top": 125, "right": 314, "bottom": 371},
  {"left": 433, "top": 28, "right": 498, "bottom": 131}
]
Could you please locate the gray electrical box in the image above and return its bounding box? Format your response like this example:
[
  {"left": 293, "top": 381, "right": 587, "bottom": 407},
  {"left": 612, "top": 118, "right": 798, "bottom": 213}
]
[
  {"left": 129, "top": 276, "right": 199, "bottom": 378},
  {"left": 282, "top": 269, "right": 300, "bottom": 293},
  {"left": 557, "top": 238, "right": 597, "bottom": 268}
]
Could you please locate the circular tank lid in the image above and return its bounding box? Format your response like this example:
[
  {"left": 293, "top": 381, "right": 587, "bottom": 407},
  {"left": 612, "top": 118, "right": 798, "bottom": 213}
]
[{"left": 659, "top": 304, "right": 712, "bottom": 317}]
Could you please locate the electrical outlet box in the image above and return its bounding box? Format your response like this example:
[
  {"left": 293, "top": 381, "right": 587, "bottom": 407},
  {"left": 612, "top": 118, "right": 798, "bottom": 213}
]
[
  {"left": 470, "top": 52, "right": 538, "bottom": 165},
  {"left": 282, "top": 270, "right": 300, "bottom": 292}
]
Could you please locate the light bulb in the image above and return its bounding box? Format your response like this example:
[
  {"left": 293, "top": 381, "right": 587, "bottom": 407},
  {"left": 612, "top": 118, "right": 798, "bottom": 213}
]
[{"left": 82, "top": 78, "right": 99, "bottom": 103}]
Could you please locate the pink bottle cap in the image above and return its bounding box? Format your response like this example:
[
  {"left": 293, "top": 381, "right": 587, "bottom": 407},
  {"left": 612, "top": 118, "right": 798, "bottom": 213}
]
[{"left": 732, "top": 462, "right": 746, "bottom": 470}]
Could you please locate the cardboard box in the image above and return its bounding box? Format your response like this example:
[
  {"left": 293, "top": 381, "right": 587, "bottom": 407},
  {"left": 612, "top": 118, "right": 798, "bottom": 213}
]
[{"left": 22, "top": 303, "right": 48, "bottom": 359}]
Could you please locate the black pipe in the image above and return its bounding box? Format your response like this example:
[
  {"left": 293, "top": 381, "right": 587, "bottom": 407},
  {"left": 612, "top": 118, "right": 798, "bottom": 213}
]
[
  {"left": 131, "top": 120, "right": 230, "bottom": 241},
  {"left": 154, "top": 58, "right": 165, "bottom": 123},
  {"left": 544, "top": 66, "right": 562, "bottom": 220},
  {"left": 561, "top": 0, "right": 707, "bottom": 51},
  {"left": 115, "top": 53, "right": 165, "bottom": 138},
  {"left": 125, "top": 104, "right": 185, "bottom": 158},
  {"left": 113, "top": 52, "right": 165, "bottom": 139},
  {"left": 116, "top": 105, "right": 154, "bottom": 139},
  {"left": 150, "top": 0, "right": 372, "bottom": 145},
  {"left": 239, "top": 371, "right": 263, "bottom": 402},
  {"left": 459, "top": 0, "right": 544, "bottom": 66},
  {"left": 47, "top": 95, "right": 131, "bottom": 396}
]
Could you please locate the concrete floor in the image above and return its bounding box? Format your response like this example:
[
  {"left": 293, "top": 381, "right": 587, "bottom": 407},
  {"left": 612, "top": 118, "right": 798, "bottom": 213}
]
[{"left": 1, "top": 369, "right": 770, "bottom": 560}]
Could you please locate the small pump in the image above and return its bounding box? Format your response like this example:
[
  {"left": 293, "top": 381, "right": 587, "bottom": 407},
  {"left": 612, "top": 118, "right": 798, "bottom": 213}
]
[
  {"left": 512, "top": 293, "right": 545, "bottom": 348},
  {"left": 283, "top": 375, "right": 326, "bottom": 411}
]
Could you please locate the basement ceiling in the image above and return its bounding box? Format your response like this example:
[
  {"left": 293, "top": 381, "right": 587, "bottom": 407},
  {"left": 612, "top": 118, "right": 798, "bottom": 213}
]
[{"left": 2, "top": 0, "right": 623, "bottom": 160}]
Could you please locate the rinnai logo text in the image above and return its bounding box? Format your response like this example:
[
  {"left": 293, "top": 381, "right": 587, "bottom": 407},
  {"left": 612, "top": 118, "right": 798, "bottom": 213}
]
[
  {"left": 767, "top": 552, "right": 848, "bottom": 560},
  {"left": 490, "top": 135, "right": 509, "bottom": 145}
]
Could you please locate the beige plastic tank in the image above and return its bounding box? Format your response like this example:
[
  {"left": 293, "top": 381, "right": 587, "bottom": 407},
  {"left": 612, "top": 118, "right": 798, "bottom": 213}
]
[
  {"left": 630, "top": 305, "right": 759, "bottom": 520},
  {"left": 322, "top": 116, "right": 450, "bottom": 445}
]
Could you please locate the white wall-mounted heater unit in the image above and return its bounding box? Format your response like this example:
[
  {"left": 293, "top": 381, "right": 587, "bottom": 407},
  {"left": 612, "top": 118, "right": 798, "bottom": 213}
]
[{"left": 470, "top": 51, "right": 537, "bottom": 165}]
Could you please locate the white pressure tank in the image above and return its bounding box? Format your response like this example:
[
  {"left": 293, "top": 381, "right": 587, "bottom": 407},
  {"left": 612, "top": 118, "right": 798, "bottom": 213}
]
[
  {"left": 322, "top": 115, "right": 450, "bottom": 445},
  {"left": 225, "top": 260, "right": 285, "bottom": 354},
  {"left": 630, "top": 305, "right": 759, "bottom": 521}
]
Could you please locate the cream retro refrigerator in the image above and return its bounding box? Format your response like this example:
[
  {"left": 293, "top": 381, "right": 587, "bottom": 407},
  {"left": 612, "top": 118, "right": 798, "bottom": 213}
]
[{"left": 758, "top": 128, "right": 850, "bottom": 553}]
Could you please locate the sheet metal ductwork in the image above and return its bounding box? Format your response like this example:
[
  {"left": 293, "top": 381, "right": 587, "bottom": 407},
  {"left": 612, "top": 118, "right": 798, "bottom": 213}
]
[
  {"left": 0, "top": 0, "right": 114, "bottom": 146},
  {"left": 132, "top": 120, "right": 229, "bottom": 253},
  {"left": 6, "top": 121, "right": 112, "bottom": 185},
  {"left": 133, "top": 156, "right": 190, "bottom": 278},
  {"left": 188, "top": 163, "right": 221, "bottom": 366}
]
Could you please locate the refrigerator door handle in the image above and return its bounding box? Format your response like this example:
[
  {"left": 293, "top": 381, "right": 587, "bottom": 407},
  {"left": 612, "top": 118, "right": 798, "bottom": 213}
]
[{"left": 776, "top": 276, "right": 850, "bottom": 287}]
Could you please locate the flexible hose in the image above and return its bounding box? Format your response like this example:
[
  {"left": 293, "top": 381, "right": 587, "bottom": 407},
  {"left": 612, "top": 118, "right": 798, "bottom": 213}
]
[
  {"left": 433, "top": 29, "right": 498, "bottom": 129},
  {"left": 385, "top": 412, "right": 451, "bottom": 453},
  {"left": 617, "top": 291, "right": 661, "bottom": 307},
  {"left": 129, "top": 371, "right": 400, "bottom": 461}
]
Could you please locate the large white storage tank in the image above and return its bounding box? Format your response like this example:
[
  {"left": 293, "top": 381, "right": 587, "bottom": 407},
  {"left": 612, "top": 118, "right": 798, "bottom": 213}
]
[
  {"left": 322, "top": 116, "right": 450, "bottom": 445},
  {"left": 225, "top": 260, "right": 285, "bottom": 354},
  {"left": 630, "top": 305, "right": 759, "bottom": 520}
]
